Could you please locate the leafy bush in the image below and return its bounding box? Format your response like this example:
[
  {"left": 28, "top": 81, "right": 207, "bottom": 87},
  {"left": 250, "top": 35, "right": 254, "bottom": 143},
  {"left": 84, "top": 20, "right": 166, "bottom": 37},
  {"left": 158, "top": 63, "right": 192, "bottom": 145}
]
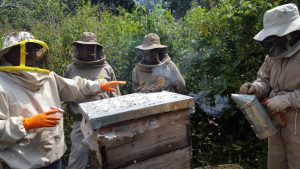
[{"left": 0, "top": 0, "right": 294, "bottom": 168}]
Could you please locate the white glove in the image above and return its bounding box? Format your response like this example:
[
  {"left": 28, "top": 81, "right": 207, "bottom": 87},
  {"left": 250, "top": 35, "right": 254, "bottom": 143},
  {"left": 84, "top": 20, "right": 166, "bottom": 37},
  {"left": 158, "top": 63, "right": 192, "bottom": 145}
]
[
  {"left": 239, "top": 82, "right": 257, "bottom": 94},
  {"left": 266, "top": 94, "right": 291, "bottom": 113}
]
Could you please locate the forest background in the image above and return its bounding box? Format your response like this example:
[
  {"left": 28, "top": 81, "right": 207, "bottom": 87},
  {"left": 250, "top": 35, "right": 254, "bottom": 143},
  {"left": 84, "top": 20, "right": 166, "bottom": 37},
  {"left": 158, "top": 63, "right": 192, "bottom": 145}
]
[{"left": 1, "top": 0, "right": 298, "bottom": 168}]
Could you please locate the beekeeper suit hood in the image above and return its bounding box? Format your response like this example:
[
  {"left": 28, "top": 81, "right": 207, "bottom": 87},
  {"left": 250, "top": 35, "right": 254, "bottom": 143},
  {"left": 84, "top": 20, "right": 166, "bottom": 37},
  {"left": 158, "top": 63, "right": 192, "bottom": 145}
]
[
  {"left": 0, "top": 31, "right": 50, "bottom": 73},
  {"left": 254, "top": 3, "right": 300, "bottom": 59},
  {"left": 73, "top": 32, "right": 105, "bottom": 66}
]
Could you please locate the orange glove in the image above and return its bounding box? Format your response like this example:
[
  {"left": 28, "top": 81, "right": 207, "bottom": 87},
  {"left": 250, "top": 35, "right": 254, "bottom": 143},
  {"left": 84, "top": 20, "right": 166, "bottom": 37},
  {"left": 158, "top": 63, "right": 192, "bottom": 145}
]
[
  {"left": 100, "top": 81, "right": 126, "bottom": 92},
  {"left": 23, "top": 109, "right": 63, "bottom": 130}
]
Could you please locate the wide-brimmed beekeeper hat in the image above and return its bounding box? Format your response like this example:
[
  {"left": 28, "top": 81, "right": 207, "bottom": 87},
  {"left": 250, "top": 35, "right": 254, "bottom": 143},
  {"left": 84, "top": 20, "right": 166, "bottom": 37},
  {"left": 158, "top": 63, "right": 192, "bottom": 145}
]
[
  {"left": 136, "top": 33, "right": 167, "bottom": 50},
  {"left": 254, "top": 3, "right": 300, "bottom": 41},
  {"left": 73, "top": 32, "right": 103, "bottom": 47},
  {"left": 0, "top": 31, "right": 50, "bottom": 73}
]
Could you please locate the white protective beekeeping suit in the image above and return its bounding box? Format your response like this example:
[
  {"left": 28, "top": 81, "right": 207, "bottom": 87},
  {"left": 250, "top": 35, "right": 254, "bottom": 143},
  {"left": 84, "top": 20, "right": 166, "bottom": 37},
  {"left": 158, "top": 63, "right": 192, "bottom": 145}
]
[
  {"left": 0, "top": 31, "right": 109, "bottom": 169},
  {"left": 65, "top": 32, "right": 121, "bottom": 169},
  {"left": 240, "top": 4, "right": 300, "bottom": 169},
  {"left": 132, "top": 33, "right": 185, "bottom": 93}
]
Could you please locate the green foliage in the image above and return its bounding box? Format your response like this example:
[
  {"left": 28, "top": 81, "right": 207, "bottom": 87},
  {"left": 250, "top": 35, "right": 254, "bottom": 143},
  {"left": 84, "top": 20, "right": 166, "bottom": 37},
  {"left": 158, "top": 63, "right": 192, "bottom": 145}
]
[
  {"left": 0, "top": 0, "right": 291, "bottom": 168},
  {"left": 93, "top": 0, "right": 135, "bottom": 13}
]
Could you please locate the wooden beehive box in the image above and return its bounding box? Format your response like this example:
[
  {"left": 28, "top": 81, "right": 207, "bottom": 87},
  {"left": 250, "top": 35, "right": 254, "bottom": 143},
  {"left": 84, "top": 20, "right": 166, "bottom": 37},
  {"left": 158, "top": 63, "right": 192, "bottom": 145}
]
[{"left": 79, "top": 91, "right": 194, "bottom": 169}]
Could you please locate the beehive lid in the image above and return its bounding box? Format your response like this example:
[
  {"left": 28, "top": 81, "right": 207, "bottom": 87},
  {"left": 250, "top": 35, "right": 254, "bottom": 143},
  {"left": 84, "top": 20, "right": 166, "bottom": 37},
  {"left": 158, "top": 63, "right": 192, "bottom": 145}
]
[{"left": 79, "top": 91, "right": 194, "bottom": 130}]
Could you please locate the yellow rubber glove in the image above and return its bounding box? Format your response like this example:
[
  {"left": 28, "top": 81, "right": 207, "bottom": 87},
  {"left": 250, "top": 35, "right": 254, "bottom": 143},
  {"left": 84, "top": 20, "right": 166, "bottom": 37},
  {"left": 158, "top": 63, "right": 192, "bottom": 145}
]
[
  {"left": 100, "top": 81, "right": 126, "bottom": 92},
  {"left": 23, "top": 109, "right": 63, "bottom": 130}
]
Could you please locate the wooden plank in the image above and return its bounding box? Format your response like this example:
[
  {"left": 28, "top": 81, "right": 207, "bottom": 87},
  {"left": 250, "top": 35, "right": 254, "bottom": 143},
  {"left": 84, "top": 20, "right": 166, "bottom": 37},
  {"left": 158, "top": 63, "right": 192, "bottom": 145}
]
[
  {"left": 98, "top": 108, "right": 190, "bottom": 149},
  {"left": 97, "top": 109, "right": 191, "bottom": 169},
  {"left": 120, "top": 146, "right": 193, "bottom": 169}
]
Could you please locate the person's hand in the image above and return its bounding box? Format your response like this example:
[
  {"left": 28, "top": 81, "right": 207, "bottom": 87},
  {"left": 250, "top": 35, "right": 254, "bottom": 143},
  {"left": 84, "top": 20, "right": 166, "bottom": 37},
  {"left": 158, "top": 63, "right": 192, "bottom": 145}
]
[
  {"left": 266, "top": 95, "right": 291, "bottom": 113},
  {"left": 23, "top": 109, "right": 64, "bottom": 130},
  {"left": 262, "top": 98, "right": 287, "bottom": 127},
  {"left": 100, "top": 81, "right": 126, "bottom": 92},
  {"left": 239, "top": 82, "right": 257, "bottom": 94}
]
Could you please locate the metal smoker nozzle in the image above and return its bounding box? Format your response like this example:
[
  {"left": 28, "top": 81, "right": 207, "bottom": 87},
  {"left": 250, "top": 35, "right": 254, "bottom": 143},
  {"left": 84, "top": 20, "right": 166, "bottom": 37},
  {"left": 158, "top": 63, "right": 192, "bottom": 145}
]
[{"left": 231, "top": 94, "right": 256, "bottom": 108}]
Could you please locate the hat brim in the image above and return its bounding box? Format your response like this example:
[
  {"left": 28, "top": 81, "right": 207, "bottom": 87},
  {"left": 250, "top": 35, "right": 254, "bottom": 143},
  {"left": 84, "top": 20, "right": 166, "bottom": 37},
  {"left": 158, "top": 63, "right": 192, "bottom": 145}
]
[
  {"left": 135, "top": 44, "right": 167, "bottom": 50},
  {"left": 73, "top": 41, "right": 103, "bottom": 47},
  {"left": 254, "top": 17, "right": 300, "bottom": 41}
]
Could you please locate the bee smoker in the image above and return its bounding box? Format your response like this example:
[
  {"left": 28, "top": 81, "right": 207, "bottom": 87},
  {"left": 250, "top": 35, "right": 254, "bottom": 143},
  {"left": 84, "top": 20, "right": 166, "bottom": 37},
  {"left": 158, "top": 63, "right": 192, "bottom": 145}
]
[{"left": 231, "top": 94, "right": 277, "bottom": 139}]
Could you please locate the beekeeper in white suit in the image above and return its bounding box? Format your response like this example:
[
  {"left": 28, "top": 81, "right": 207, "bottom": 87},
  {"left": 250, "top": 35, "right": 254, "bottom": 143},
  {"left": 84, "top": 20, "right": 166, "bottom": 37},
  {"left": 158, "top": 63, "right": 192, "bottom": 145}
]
[
  {"left": 239, "top": 4, "right": 300, "bottom": 169},
  {"left": 0, "top": 31, "right": 125, "bottom": 169}
]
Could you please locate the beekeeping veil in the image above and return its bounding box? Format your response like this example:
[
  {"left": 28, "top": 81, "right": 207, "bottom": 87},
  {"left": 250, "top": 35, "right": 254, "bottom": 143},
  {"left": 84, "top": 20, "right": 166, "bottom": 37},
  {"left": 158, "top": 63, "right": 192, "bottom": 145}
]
[
  {"left": 254, "top": 3, "right": 300, "bottom": 58},
  {"left": 73, "top": 32, "right": 103, "bottom": 62},
  {"left": 0, "top": 31, "right": 50, "bottom": 73}
]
